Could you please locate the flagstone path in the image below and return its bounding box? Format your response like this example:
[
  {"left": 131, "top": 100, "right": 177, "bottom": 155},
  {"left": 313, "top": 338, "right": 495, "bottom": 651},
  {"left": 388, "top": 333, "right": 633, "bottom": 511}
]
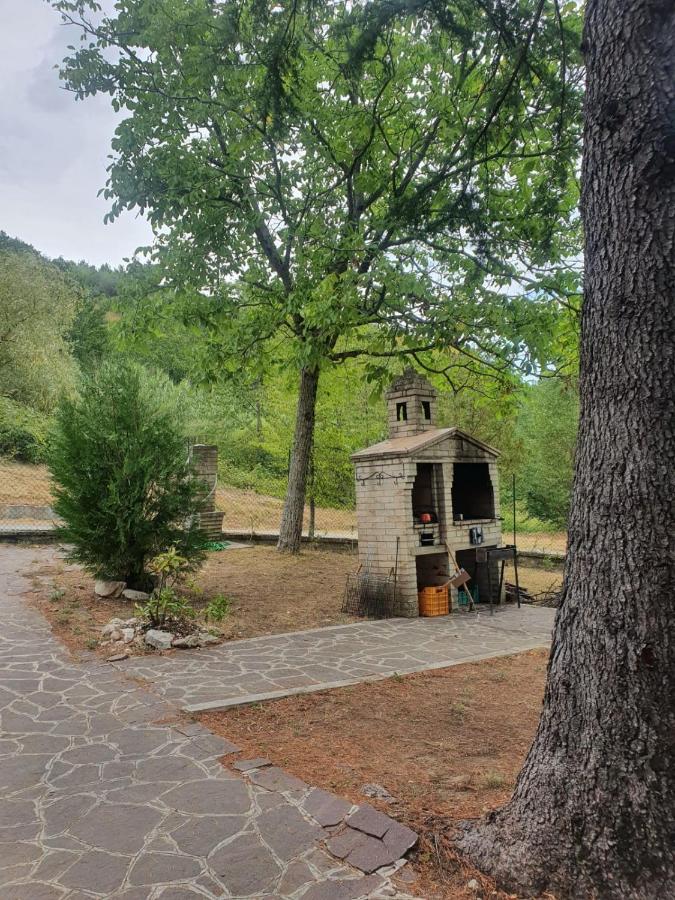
[
  {"left": 1, "top": 543, "right": 555, "bottom": 898},
  {"left": 117, "top": 603, "right": 555, "bottom": 713},
  {"left": 0, "top": 547, "right": 417, "bottom": 899}
]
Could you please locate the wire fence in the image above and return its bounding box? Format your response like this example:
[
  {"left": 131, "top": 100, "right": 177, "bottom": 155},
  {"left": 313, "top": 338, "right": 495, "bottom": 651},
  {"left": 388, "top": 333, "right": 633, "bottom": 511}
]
[
  {"left": 0, "top": 456, "right": 567, "bottom": 556},
  {"left": 0, "top": 457, "right": 359, "bottom": 540}
]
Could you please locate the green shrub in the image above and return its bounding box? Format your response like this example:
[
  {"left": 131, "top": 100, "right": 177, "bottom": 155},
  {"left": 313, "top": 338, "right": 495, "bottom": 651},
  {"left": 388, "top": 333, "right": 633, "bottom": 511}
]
[
  {"left": 48, "top": 361, "right": 205, "bottom": 589},
  {"left": 204, "top": 594, "right": 231, "bottom": 624},
  {"left": 0, "top": 398, "right": 50, "bottom": 463},
  {"left": 515, "top": 379, "right": 579, "bottom": 529},
  {"left": 136, "top": 588, "right": 196, "bottom": 629}
]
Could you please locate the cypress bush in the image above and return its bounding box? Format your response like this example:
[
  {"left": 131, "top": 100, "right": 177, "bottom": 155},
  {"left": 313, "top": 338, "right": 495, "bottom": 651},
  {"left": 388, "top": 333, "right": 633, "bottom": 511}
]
[{"left": 48, "top": 361, "right": 205, "bottom": 588}]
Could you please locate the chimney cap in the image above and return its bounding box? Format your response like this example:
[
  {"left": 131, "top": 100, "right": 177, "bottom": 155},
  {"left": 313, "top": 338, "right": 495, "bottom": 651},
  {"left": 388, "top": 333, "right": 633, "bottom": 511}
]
[{"left": 384, "top": 367, "right": 437, "bottom": 399}]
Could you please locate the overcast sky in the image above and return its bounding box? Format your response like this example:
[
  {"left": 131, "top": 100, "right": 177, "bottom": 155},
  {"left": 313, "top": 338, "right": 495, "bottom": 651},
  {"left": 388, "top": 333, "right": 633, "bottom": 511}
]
[{"left": 0, "top": 0, "right": 153, "bottom": 266}]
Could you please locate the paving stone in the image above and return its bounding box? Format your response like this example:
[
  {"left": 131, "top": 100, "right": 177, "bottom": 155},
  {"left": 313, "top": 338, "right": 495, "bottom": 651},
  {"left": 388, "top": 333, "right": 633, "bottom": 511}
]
[
  {"left": 68, "top": 803, "right": 164, "bottom": 853},
  {"left": 42, "top": 795, "right": 97, "bottom": 838},
  {"left": 114, "top": 889, "right": 156, "bottom": 900},
  {"left": 171, "top": 815, "right": 246, "bottom": 856},
  {"left": 346, "top": 805, "right": 393, "bottom": 839},
  {"left": 135, "top": 755, "right": 205, "bottom": 783},
  {"left": 0, "top": 799, "right": 36, "bottom": 828},
  {"left": 105, "top": 781, "right": 169, "bottom": 803},
  {"left": 249, "top": 765, "right": 308, "bottom": 793},
  {"left": 208, "top": 831, "right": 282, "bottom": 895},
  {"left": 300, "top": 874, "right": 385, "bottom": 900},
  {"left": 0, "top": 754, "right": 52, "bottom": 791},
  {"left": 161, "top": 778, "right": 252, "bottom": 815},
  {"left": 0, "top": 884, "right": 65, "bottom": 900},
  {"left": 278, "top": 858, "right": 316, "bottom": 895},
  {"left": 128, "top": 851, "right": 202, "bottom": 885},
  {"left": 344, "top": 833, "right": 398, "bottom": 875},
  {"left": 257, "top": 805, "right": 325, "bottom": 861},
  {"left": 15, "top": 733, "right": 70, "bottom": 755},
  {"left": 0, "top": 840, "right": 42, "bottom": 867},
  {"left": 59, "top": 850, "right": 130, "bottom": 893},
  {"left": 304, "top": 788, "right": 353, "bottom": 827},
  {"left": 0, "top": 865, "right": 34, "bottom": 888},
  {"left": 325, "top": 828, "right": 365, "bottom": 860},
  {"left": 59, "top": 744, "right": 117, "bottom": 765},
  {"left": 158, "top": 889, "right": 205, "bottom": 899},
  {"left": 49, "top": 763, "right": 101, "bottom": 788},
  {"left": 108, "top": 727, "right": 169, "bottom": 757},
  {"left": 32, "top": 849, "right": 78, "bottom": 882},
  {"left": 194, "top": 874, "right": 227, "bottom": 896},
  {"left": 0, "top": 821, "right": 42, "bottom": 842},
  {"left": 190, "top": 733, "right": 240, "bottom": 756},
  {"left": 382, "top": 820, "right": 418, "bottom": 858}
]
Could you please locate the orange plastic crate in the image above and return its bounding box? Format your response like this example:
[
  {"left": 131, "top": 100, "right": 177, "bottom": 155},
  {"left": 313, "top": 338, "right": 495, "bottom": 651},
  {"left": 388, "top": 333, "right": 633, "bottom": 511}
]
[{"left": 418, "top": 584, "right": 450, "bottom": 617}]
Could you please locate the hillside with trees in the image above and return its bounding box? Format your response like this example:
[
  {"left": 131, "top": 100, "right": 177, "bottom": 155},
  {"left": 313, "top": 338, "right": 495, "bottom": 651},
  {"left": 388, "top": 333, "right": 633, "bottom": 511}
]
[{"left": 0, "top": 227, "right": 578, "bottom": 535}]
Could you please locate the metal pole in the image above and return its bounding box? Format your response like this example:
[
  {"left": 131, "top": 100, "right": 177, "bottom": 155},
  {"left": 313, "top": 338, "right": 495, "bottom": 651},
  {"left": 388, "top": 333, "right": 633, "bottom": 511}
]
[{"left": 512, "top": 472, "right": 517, "bottom": 549}]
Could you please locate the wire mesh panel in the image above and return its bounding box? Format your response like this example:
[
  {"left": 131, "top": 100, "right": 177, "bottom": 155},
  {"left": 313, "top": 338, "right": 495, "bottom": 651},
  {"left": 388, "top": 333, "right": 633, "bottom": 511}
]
[
  {"left": 342, "top": 566, "right": 396, "bottom": 618},
  {"left": 0, "top": 460, "right": 60, "bottom": 534}
]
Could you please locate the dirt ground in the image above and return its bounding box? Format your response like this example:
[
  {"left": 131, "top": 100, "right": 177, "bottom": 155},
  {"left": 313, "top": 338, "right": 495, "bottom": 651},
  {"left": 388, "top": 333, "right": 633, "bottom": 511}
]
[
  {"left": 203, "top": 648, "right": 549, "bottom": 899},
  {"left": 27, "top": 544, "right": 561, "bottom": 658},
  {"left": 26, "top": 544, "right": 359, "bottom": 655}
]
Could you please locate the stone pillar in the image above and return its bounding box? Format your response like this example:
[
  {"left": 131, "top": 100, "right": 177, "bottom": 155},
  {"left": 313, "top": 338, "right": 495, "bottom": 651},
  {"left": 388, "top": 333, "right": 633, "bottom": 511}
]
[{"left": 191, "top": 444, "right": 224, "bottom": 540}]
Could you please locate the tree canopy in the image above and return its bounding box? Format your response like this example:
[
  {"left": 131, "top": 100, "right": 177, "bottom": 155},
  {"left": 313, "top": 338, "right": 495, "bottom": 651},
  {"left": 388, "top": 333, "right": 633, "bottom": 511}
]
[
  {"left": 0, "top": 248, "right": 79, "bottom": 412},
  {"left": 53, "top": 0, "right": 583, "bottom": 548}
]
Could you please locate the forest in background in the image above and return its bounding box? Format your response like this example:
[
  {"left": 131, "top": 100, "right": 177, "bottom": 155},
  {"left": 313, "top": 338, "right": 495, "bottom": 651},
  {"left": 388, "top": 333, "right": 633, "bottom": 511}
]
[{"left": 0, "top": 230, "right": 578, "bottom": 532}]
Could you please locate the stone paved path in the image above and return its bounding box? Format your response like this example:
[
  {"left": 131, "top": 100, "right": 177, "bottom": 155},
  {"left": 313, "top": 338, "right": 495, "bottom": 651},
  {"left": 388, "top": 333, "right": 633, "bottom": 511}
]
[
  {"left": 0, "top": 547, "right": 415, "bottom": 899},
  {"left": 118, "top": 605, "right": 554, "bottom": 712}
]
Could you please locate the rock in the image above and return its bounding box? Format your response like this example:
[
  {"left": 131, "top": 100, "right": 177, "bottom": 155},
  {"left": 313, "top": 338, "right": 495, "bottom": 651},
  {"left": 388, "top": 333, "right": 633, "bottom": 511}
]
[
  {"left": 95, "top": 580, "right": 125, "bottom": 599},
  {"left": 122, "top": 589, "right": 150, "bottom": 602},
  {"left": 107, "top": 653, "right": 129, "bottom": 662},
  {"left": 466, "top": 879, "right": 481, "bottom": 893},
  {"left": 109, "top": 629, "right": 123, "bottom": 642},
  {"left": 122, "top": 628, "right": 135, "bottom": 643},
  {"left": 123, "top": 618, "right": 138, "bottom": 627},
  {"left": 101, "top": 619, "right": 126, "bottom": 636},
  {"left": 361, "top": 783, "right": 395, "bottom": 803},
  {"left": 144, "top": 629, "right": 174, "bottom": 651},
  {"left": 197, "top": 632, "right": 220, "bottom": 646},
  {"left": 172, "top": 634, "right": 201, "bottom": 649}
]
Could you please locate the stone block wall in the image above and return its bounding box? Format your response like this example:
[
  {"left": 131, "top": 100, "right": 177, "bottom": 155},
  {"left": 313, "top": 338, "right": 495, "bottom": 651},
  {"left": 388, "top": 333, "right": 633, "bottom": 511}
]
[
  {"left": 353, "top": 435, "right": 503, "bottom": 617},
  {"left": 190, "top": 444, "right": 224, "bottom": 539}
]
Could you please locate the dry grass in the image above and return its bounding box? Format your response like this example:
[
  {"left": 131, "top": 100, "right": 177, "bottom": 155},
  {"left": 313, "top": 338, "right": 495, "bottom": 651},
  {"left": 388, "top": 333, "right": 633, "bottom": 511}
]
[
  {"left": 203, "top": 648, "right": 550, "bottom": 899},
  {"left": 26, "top": 545, "right": 360, "bottom": 655}
]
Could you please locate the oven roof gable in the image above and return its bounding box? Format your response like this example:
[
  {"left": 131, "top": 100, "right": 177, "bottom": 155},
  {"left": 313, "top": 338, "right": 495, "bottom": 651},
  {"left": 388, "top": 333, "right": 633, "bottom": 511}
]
[{"left": 350, "top": 427, "right": 499, "bottom": 462}]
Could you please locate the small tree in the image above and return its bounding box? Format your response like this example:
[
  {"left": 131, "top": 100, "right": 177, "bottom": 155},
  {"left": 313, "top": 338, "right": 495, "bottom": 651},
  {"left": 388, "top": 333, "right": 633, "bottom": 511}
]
[{"left": 49, "top": 361, "right": 204, "bottom": 589}]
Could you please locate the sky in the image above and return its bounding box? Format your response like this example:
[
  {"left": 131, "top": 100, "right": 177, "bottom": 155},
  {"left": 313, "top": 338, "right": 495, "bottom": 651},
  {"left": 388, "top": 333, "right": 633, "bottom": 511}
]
[{"left": 0, "top": 0, "right": 153, "bottom": 266}]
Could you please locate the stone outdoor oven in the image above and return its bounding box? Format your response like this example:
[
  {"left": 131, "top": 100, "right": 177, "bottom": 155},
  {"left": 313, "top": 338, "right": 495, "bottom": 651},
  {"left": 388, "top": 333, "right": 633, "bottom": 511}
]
[{"left": 351, "top": 370, "right": 502, "bottom": 617}]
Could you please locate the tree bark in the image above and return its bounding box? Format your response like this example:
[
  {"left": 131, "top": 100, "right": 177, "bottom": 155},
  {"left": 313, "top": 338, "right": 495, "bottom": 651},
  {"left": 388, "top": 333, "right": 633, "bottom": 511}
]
[
  {"left": 277, "top": 366, "right": 320, "bottom": 552},
  {"left": 456, "top": 2, "right": 675, "bottom": 897}
]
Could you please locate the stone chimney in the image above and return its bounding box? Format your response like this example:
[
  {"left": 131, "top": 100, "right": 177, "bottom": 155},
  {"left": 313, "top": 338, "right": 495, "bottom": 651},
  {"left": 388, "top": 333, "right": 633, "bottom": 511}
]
[{"left": 384, "top": 369, "right": 437, "bottom": 439}]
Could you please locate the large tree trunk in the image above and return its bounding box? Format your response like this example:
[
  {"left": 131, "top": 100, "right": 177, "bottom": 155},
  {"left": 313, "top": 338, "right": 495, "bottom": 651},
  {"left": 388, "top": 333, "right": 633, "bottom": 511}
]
[
  {"left": 277, "top": 366, "right": 320, "bottom": 552},
  {"left": 457, "top": 2, "right": 675, "bottom": 897}
]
